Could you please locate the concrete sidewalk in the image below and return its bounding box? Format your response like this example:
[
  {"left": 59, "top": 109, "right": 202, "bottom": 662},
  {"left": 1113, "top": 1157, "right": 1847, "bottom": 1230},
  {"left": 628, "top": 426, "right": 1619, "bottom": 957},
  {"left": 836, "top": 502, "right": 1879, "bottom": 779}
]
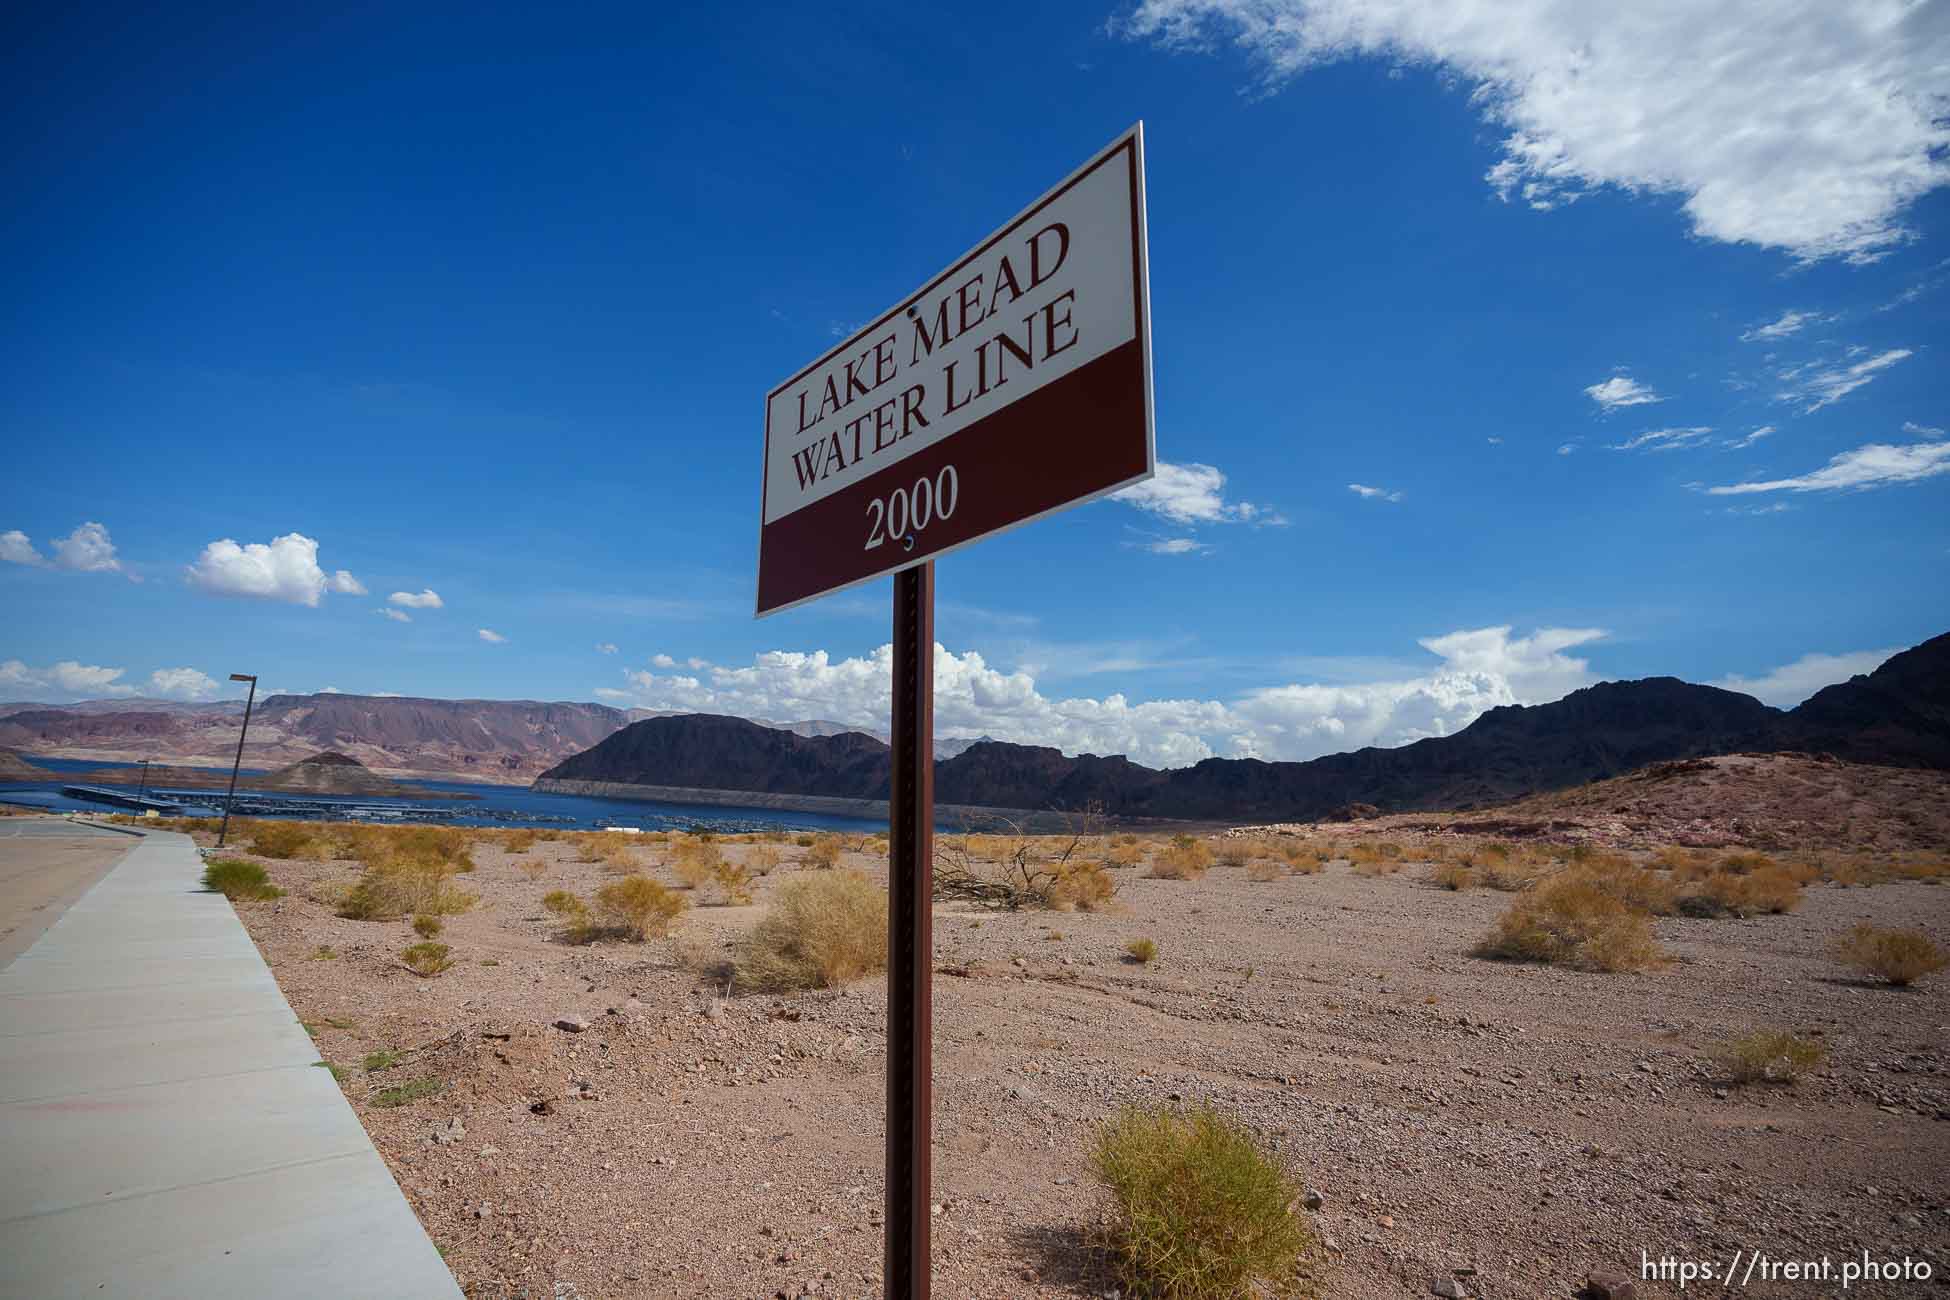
[{"left": 0, "top": 829, "right": 462, "bottom": 1299}]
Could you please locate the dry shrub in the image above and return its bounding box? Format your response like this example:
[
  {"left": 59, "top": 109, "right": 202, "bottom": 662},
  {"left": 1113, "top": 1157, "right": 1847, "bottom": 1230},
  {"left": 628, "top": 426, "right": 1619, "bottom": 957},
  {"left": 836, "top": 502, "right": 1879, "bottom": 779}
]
[
  {"left": 672, "top": 839, "right": 722, "bottom": 889},
  {"left": 1091, "top": 1105, "right": 1309, "bottom": 1300},
  {"left": 544, "top": 877, "right": 687, "bottom": 942},
  {"left": 748, "top": 845, "right": 783, "bottom": 876},
  {"left": 411, "top": 914, "right": 443, "bottom": 939},
  {"left": 803, "top": 833, "right": 843, "bottom": 869},
  {"left": 1566, "top": 859, "right": 1680, "bottom": 916},
  {"left": 1351, "top": 855, "right": 1404, "bottom": 877},
  {"left": 1429, "top": 863, "right": 1475, "bottom": 891},
  {"left": 1714, "top": 1031, "right": 1826, "bottom": 1085},
  {"left": 1835, "top": 924, "right": 1947, "bottom": 986},
  {"left": 733, "top": 870, "right": 887, "bottom": 992},
  {"left": 246, "top": 821, "right": 314, "bottom": 860},
  {"left": 710, "top": 858, "right": 755, "bottom": 905},
  {"left": 1049, "top": 861, "right": 1118, "bottom": 910},
  {"left": 338, "top": 859, "right": 475, "bottom": 921},
  {"left": 1476, "top": 878, "right": 1663, "bottom": 972},
  {"left": 516, "top": 858, "right": 547, "bottom": 880},
  {"left": 1718, "top": 851, "right": 1775, "bottom": 875},
  {"left": 500, "top": 828, "right": 537, "bottom": 854},
  {"left": 1680, "top": 867, "right": 1804, "bottom": 918},
  {"left": 400, "top": 942, "right": 452, "bottom": 977},
  {"left": 1285, "top": 852, "right": 1325, "bottom": 876},
  {"left": 1149, "top": 835, "right": 1213, "bottom": 881},
  {"left": 202, "top": 858, "right": 284, "bottom": 902},
  {"left": 1890, "top": 857, "right": 1950, "bottom": 883},
  {"left": 1478, "top": 852, "right": 1547, "bottom": 891},
  {"left": 1107, "top": 841, "right": 1146, "bottom": 869},
  {"left": 1124, "top": 936, "right": 1158, "bottom": 964},
  {"left": 1245, "top": 859, "right": 1283, "bottom": 883},
  {"left": 1216, "top": 840, "right": 1254, "bottom": 869}
]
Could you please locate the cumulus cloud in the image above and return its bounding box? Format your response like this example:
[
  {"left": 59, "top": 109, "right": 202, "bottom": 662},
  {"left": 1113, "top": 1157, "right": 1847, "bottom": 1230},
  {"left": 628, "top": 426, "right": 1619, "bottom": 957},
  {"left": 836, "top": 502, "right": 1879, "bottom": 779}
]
[
  {"left": 1123, "top": 0, "right": 1950, "bottom": 263},
  {"left": 595, "top": 642, "right": 619, "bottom": 655},
  {"left": 50, "top": 522, "right": 122, "bottom": 573},
  {"left": 1740, "top": 310, "right": 1829, "bottom": 343},
  {"left": 377, "top": 608, "right": 411, "bottom": 623},
  {"left": 1585, "top": 375, "right": 1663, "bottom": 412},
  {"left": 328, "top": 570, "right": 366, "bottom": 595},
  {"left": 389, "top": 589, "right": 444, "bottom": 609},
  {"left": 1775, "top": 348, "right": 1911, "bottom": 413},
  {"left": 1705, "top": 440, "right": 1950, "bottom": 495},
  {"left": 184, "top": 533, "right": 352, "bottom": 606},
  {"left": 1347, "top": 483, "right": 1403, "bottom": 502},
  {"left": 1609, "top": 426, "right": 1715, "bottom": 453},
  {"left": 0, "top": 659, "right": 136, "bottom": 699},
  {"left": 1111, "top": 461, "right": 1285, "bottom": 526},
  {"left": 650, "top": 653, "right": 677, "bottom": 669},
  {"left": 148, "top": 667, "right": 221, "bottom": 701},
  {"left": 1716, "top": 647, "right": 1899, "bottom": 708},
  {"left": 598, "top": 625, "right": 1608, "bottom": 768},
  {"left": 0, "top": 530, "right": 42, "bottom": 566},
  {"left": 5, "top": 524, "right": 125, "bottom": 572},
  {"left": 478, "top": 628, "right": 507, "bottom": 644}
]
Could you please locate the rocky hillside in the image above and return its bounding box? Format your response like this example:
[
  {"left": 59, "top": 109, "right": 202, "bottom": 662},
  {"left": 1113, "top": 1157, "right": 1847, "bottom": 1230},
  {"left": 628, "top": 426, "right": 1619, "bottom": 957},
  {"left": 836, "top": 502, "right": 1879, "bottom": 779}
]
[
  {"left": 0, "top": 748, "right": 48, "bottom": 781},
  {"left": 0, "top": 695, "right": 633, "bottom": 781},
  {"left": 540, "top": 632, "right": 1950, "bottom": 821}
]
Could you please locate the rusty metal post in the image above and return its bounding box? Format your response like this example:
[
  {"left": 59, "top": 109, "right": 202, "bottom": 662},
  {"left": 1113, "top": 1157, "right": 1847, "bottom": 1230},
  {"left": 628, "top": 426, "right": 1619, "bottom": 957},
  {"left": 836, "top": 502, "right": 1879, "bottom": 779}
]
[{"left": 886, "top": 561, "right": 934, "bottom": 1299}]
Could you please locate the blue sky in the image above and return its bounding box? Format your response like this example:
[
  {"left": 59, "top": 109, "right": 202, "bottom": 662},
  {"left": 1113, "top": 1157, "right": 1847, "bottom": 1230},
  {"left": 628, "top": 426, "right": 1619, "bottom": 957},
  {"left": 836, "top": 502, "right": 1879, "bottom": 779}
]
[{"left": 4, "top": 1, "right": 1946, "bottom": 767}]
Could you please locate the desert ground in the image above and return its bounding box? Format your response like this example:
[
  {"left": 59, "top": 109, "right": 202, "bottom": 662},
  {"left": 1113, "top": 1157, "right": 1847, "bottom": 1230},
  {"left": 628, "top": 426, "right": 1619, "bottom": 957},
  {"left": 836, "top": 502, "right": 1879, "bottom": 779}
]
[{"left": 143, "top": 787, "right": 1950, "bottom": 1300}]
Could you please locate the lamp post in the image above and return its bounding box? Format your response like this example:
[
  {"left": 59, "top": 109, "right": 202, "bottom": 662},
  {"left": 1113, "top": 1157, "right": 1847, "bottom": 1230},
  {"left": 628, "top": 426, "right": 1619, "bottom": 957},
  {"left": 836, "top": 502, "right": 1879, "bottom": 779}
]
[
  {"left": 216, "top": 673, "right": 258, "bottom": 849},
  {"left": 136, "top": 759, "right": 151, "bottom": 800}
]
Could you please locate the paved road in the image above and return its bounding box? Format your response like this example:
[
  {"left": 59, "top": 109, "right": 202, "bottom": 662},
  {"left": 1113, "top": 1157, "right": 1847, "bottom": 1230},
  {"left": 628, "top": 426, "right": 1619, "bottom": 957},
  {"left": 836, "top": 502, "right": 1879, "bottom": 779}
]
[
  {"left": 0, "top": 818, "right": 137, "bottom": 971},
  {"left": 0, "top": 827, "right": 462, "bottom": 1299}
]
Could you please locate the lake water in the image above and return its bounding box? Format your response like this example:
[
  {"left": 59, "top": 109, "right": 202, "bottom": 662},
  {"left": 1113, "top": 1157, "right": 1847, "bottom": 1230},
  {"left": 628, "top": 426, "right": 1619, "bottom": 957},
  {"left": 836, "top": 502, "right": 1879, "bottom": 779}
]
[{"left": 0, "top": 754, "right": 891, "bottom": 834}]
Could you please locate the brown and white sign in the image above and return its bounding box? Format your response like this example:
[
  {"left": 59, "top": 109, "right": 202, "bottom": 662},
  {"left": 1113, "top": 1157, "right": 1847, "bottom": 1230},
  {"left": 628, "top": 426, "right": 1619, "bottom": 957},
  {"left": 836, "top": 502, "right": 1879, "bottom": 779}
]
[{"left": 757, "top": 125, "right": 1154, "bottom": 616}]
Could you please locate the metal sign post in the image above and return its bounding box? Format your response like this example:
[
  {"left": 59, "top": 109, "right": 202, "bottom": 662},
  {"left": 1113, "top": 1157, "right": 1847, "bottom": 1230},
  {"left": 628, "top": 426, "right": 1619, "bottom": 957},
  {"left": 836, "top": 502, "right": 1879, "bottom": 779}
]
[
  {"left": 885, "top": 561, "right": 934, "bottom": 1296},
  {"left": 758, "top": 124, "right": 1153, "bottom": 1299}
]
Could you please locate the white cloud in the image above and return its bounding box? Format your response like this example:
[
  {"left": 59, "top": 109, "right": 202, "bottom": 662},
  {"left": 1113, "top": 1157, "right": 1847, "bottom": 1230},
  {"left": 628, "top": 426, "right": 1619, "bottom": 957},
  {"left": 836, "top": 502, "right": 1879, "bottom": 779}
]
[
  {"left": 1485, "top": 436, "right": 1504, "bottom": 445},
  {"left": 48, "top": 522, "right": 121, "bottom": 573},
  {"left": 377, "top": 608, "right": 411, "bottom": 623},
  {"left": 184, "top": 533, "right": 348, "bottom": 605},
  {"left": 1143, "top": 538, "right": 1212, "bottom": 555},
  {"left": 1902, "top": 421, "right": 1945, "bottom": 440},
  {"left": 478, "top": 628, "right": 507, "bottom": 644},
  {"left": 1609, "top": 426, "right": 1714, "bottom": 453},
  {"left": 1879, "top": 256, "right": 1950, "bottom": 311},
  {"left": 0, "top": 530, "right": 43, "bottom": 566},
  {"left": 650, "top": 653, "right": 677, "bottom": 669},
  {"left": 1716, "top": 647, "right": 1899, "bottom": 708},
  {"left": 1705, "top": 440, "right": 1950, "bottom": 495},
  {"left": 595, "top": 642, "right": 619, "bottom": 655},
  {"left": 1776, "top": 347, "right": 1911, "bottom": 413},
  {"left": 1740, "top": 310, "right": 1828, "bottom": 343},
  {"left": 1556, "top": 442, "right": 1577, "bottom": 456},
  {"left": 1723, "top": 426, "right": 1775, "bottom": 450},
  {"left": 600, "top": 625, "right": 1607, "bottom": 768},
  {"left": 148, "top": 667, "right": 221, "bottom": 701},
  {"left": 1584, "top": 375, "right": 1663, "bottom": 412},
  {"left": 389, "top": 588, "right": 444, "bottom": 609},
  {"left": 1111, "top": 461, "right": 1285, "bottom": 526},
  {"left": 1347, "top": 483, "right": 1403, "bottom": 502},
  {"left": 0, "top": 659, "right": 136, "bottom": 700},
  {"left": 328, "top": 570, "right": 366, "bottom": 595},
  {"left": 1124, "top": 0, "right": 1950, "bottom": 263}
]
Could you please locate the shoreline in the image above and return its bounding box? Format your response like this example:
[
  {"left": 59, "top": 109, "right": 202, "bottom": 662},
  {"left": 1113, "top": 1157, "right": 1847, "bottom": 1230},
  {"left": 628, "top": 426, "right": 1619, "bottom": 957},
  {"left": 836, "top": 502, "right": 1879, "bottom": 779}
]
[{"left": 529, "top": 777, "right": 1224, "bottom": 833}]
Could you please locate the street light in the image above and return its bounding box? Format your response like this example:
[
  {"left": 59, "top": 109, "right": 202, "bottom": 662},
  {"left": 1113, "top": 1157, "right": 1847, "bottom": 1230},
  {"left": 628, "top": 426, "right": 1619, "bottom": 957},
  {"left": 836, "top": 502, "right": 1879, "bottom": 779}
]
[{"left": 216, "top": 673, "right": 258, "bottom": 849}]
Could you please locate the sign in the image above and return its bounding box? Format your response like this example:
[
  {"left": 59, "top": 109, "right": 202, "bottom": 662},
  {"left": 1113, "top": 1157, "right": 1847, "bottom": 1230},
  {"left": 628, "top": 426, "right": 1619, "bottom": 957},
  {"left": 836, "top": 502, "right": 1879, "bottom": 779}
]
[{"left": 757, "top": 124, "right": 1154, "bottom": 615}]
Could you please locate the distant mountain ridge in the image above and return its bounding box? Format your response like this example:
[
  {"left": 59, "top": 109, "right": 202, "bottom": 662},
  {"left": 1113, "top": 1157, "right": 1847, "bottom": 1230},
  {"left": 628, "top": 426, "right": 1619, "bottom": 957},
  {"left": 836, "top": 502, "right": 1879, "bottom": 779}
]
[{"left": 537, "top": 632, "right": 1950, "bottom": 822}]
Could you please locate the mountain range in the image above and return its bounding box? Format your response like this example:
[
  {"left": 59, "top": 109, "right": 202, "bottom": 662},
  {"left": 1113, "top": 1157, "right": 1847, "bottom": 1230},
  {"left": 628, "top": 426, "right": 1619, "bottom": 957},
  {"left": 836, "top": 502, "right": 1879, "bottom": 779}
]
[{"left": 536, "top": 631, "right": 1950, "bottom": 822}]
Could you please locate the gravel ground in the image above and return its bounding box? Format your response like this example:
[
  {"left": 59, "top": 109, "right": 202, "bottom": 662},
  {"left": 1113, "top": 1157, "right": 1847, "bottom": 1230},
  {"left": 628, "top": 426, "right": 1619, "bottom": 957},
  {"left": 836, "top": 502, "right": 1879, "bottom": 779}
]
[{"left": 216, "top": 831, "right": 1950, "bottom": 1300}]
